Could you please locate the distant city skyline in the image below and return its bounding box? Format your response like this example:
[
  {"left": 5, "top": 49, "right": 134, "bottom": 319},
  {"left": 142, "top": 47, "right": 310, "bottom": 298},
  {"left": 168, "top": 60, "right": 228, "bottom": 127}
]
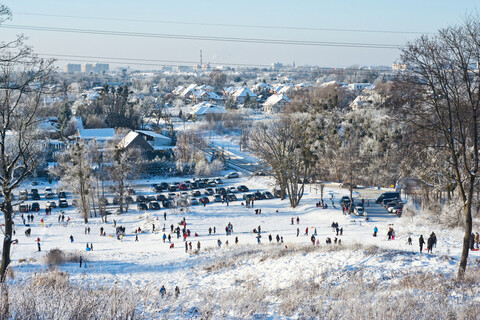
[{"left": 0, "top": 0, "right": 478, "bottom": 70}]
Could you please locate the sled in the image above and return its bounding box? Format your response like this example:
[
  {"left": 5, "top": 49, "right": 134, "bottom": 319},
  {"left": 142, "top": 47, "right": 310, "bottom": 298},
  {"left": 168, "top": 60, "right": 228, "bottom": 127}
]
[{"left": 472, "top": 248, "right": 480, "bottom": 251}]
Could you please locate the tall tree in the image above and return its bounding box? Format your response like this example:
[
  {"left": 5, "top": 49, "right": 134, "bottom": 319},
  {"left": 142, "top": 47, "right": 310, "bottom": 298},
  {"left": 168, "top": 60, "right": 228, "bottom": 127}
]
[
  {"left": 51, "top": 141, "right": 93, "bottom": 223},
  {"left": 398, "top": 16, "right": 480, "bottom": 279},
  {"left": 0, "top": 5, "right": 54, "bottom": 281}
]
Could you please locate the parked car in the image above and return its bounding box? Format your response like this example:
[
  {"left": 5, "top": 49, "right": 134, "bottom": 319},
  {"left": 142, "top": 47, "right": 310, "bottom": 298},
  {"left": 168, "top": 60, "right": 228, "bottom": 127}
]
[
  {"left": 237, "top": 185, "right": 249, "bottom": 192},
  {"left": 387, "top": 201, "right": 403, "bottom": 212},
  {"left": 31, "top": 192, "right": 40, "bottom": 200},
  {"left": 58, "top": 192, "right": 67, "bottom": 199},
  {"left": 46, "top": 201, "right": 57, "bottom": 209},
  {"left": 30, "top": 188, "right": 39, "bottom": 196},
  {"left": 190, "top": 182, "right": 199, "bottom": 189},
  {"left": 127, "top": 188, "right": 136, "bottom": 195},
  {"left": 189, "top": 198, "right": 199, "bottom": 206},
  {"left": 45, "top": 191, "right": 54, "bottom": 199},
  {"left": 382, "top": 198, "right": 398, "bottom": 207},
  {"left": 19, "top": 189, "right": 28, "bottom": 200},
  {"left": 19, "top": 204, "right": 29, "bottom": 213},
  {"left": 190, "top": 190, "right": 201, "bottom": 197},
  {"left": 100, "top": 197, "right": 109, "bottom": 206},
  {"left": 353, "top": 206, "right": 364, "bottom": 216},
  {"left": 148, "top": 201, "right": 160, "bottom": 210},
  {"left": 162, "top": 200, "right": 175, "bottom": 208},
  {"left": 213, "top": 194, "right": 222, "bottom": 202},
  {"left": 31, "top": 202, "right": 40, "bottom": 212},
  {"left": 113, "top": 197, "right": 122, "bottom": 205},
  {"left": 376, "top": 192, "right": 400, "bottom": 204},
  {"left": 59, "top": 199, "right": 69, "bottom": 208},
  {"left": 207, "top": 181, "right": 216, "bottom": 187},
  {"left": 156, "top": 194, "right": 168, "bottom": 202},
  {"left": 254, "top": 191, "right": 265, "bottom": 200},
  {"left": 204, "top": 188, "right": 214, "bottom": 195},
  {"left": 179, "top": 183, "right": 188, "bottom": 191},
  {"left": 153, "top": 185, "right": 163, "bottom": 193},
  {"left": 263, "top": 191, "right": 274, "bottom": 199},
  {"left": 146, "top": 195, "right": 156, "bottom": 202},
  {"left": 340, "top": 196, "right": 352, "bottom": 207},
  {"left": 137, "top": 203, "right": 148, "bottom": 211},
  {"left": 168, "top": 185, "right": 178, "bottom": 192},
  {"left": 45, "top": 187, "right": 52, "bottom": 193},
  {"left": 227, "top": 194, "right": 238, "bottom": 202},
  {"left": 125, "top": 196, "right": 134, "bottom": 204},
  {"left": 225, "top": 172, "right": 240, "bottom": 179},
  {"left": 228, "top": 187, "right": 238, "bottom": 193},
  {"left": 214, "top": 178, "right": 223, "bottom": 185},
  {"left": 136, "top": 195, "right": 146, "bottom": 203},
  {"left": 198, "top": 182, "right": 207, "bottom": 188},
  {"left": 168, "top": 193, "right": 176, "bottom": 200},
  {"left": 159, "top": 182, "right": 169, "bottom": 190},
  {"left": 217, "top": 187, "right": 227, "bottom": 195}
]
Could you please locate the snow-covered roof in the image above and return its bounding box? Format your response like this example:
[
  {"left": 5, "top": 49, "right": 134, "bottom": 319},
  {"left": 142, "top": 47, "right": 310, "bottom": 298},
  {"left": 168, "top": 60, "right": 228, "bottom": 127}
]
[
  {"left": 233, "top": 87, "right": 257, "bottom": 98},
  {"left": 190, "top": 102, "right": 227, "bottom": 116},
  {"left": 77, "top": 128, "right": 116, "bottom": 141},
  {"left": 263, "top": 94, "right": 290, "bottom": 107},
  {"left": 193, "top": 90, "right": 223, "bottom": 100}
]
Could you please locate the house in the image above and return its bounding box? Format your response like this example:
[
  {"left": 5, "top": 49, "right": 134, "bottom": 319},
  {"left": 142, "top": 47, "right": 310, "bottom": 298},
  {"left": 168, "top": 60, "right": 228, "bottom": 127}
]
[
  {"left": 117, "top": 131, "right": 154, "bottom": 152},
  {"left": 136, "top": 130, "right": 172, "bottom": 147},
  {"left": 75, "top": 128, "right": 116, "bottom": 145},
  {"left": 232, "top": 87, "right": 257, "bottom": 103},
  {"left": 190, "top": 102, "right": 227, "bottom": 119},
  {"left": 263, "top": 94, "right": 291, "bottom": 113},
  {"left": 192, "top": 90, "right": 223, "bottom": 103}
]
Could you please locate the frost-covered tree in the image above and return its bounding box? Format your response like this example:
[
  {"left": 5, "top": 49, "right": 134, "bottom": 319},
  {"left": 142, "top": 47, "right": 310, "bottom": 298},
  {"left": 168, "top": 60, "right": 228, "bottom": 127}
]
[
  {"left": 398, "top": 15, "right": 480, "bottom": 279},
  {"left": 0, "top": 5, "right": 54, "bottom": 281},
  {"left": 51, "top": 142, "right": 93, "bottom": 223}
]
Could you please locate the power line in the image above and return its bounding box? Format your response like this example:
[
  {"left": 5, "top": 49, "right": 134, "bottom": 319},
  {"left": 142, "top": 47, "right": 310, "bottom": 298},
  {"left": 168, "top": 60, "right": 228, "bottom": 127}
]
[
  {"left": 1, "top": 24, "right": 403, "bottom": 49},
  {"left": 13, "top": 11, "right": 429, "bottom": 35}
]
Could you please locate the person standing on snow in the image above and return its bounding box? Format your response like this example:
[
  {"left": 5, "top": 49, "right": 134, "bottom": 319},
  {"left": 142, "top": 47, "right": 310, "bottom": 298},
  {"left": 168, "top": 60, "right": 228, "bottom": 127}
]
[
  {"left": 419, "top": 235, "right": 425, "bottom": 253},
  {"left": 373, "top": 226, "right": 378, "bottom": 237},
  {"left": 427, "top": 234, "right": 434, "bottom": 253}
]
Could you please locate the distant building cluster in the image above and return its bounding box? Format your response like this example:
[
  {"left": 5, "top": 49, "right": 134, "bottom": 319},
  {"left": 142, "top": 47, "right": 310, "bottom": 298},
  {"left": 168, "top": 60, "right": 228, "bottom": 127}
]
[{"left": 64, "top": 63, "right": 110, "bottom": 74}]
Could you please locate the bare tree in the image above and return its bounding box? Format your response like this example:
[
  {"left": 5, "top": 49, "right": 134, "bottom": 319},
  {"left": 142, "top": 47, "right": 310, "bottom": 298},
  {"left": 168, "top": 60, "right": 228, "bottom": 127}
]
[
  {"left": 0, "top": 5, "right": 54, "bottom": 281},
  {"left": 249, "top": 115, "right": 311, "bottom": 208},
  {"left": 51, "top": 141, "right": 93, "bottom": 223},
  {"left": 398, "top": 16, "right": 480, "bottom": 279}
]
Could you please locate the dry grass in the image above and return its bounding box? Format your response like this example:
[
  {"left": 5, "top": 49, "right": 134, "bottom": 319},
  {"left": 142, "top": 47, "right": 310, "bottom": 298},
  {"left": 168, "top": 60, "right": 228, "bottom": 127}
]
[{"left": 44, "top": 248, "right": 83, "bottom": 267}]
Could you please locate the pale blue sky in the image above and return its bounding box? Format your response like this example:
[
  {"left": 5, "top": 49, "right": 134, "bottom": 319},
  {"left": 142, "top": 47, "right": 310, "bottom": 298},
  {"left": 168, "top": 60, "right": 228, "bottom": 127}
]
[{"left": 1, "top": 0, "right": 478, "bottom": 69}]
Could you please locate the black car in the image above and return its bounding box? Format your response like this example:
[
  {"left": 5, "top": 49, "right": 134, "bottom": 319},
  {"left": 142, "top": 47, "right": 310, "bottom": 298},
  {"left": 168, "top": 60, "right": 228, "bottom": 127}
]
[
  {"left": 200, "top": 196, "right": 210, "bottom": 204},
  {"left": 31, "top": 188, "right": 39, "bottom": 196},
  {"left": 253, "top": 191, "right": 265, "bottom": 200},
  {"left": 100, "top": 197, "right": 109, "bottom": 206},
  {"left": 58, "top": 192, "right": 67, "bottom": 199},
  {"left": 31, "top": 202, "right": 40, "bottom": 212},
  {"left": 198, "top": 182, "right": 207, "bottom": 188},
  {"left": 190, "top": 190, "right": 201, "bottom": 197},
  {"left": 237, "top": 185, "right": 249, "bottom": 192},
  {"left": 137, "top": 203, "right": 148, "bottom": 211},
  {"left": 136, "top": 195, "right": 146, "bottom": 203},
  {"left": 217, "top": 187, "right": 227, "bottom": 195},
  {"left": 263, "top": 191, "right": 274, "bottom": 199},
  {"left": 153, "top": 185, "right": 163, "bottom": 193},
  {"left": 204, "top": 188, "right": 214, "bottom": 195},
  {"left": 148, "top": 201, "right": 160, "bottom": 210},
  {"left": 125, "top": 196, "right": 134, "bottom": 204},
  {"left": 168, "top": 185, "right": 178, "bottom": 192},
  {"left": 376, "top": 192, "right": 400, "bottom": 204},
  {"left": 227, "top": 194, "right": 238, "bottom": 202},
  {"left": 31, "top": 193, "right": 40, "bottom": 200},
  {"left": 113, "top": 197, "right": 122, "bottom": 205},
  {"left": 162, "top": 200, "right": 175, "bottom": 208},
  {"left": 127, "top": 188, "right": 136, "bottom": 195},
  {"left": 146, "top": 195, "right": 156, "bottom": 202},
  {"left": 190, "top": 182, "right": 199, "bottom": 189},
  {"left": 156, "top": 194, "right": 168, "bottom": 202},
  {"left": 59, "top": 199, "right": 68, "bottom": 208},
  {"left": 159, "top": 182, "right": 169, "bottom": 190}
]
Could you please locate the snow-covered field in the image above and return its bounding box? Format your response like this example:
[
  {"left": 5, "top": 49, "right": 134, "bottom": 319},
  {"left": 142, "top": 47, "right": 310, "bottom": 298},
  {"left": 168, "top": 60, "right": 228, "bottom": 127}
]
[{"left": 5, "top": 173, "right": 480, "bottom": 318}]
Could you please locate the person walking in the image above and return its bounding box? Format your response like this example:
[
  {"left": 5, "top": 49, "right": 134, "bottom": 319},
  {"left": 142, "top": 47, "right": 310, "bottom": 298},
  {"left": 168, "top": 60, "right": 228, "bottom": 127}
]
[
  {"left": 296, "top": 228, "right": 300, "bottom": 237},
  {"left": 419, "top": 235, "right": 425, "bottom": 253},
  {"left": 70, "top": 235, "right": 74, "bottom": 243}
]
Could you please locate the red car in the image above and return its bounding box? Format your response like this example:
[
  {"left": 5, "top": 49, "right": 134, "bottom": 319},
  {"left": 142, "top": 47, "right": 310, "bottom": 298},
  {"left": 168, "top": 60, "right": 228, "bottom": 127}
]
[{"left": 179, "top": 183, "right": 188, "bottom": 191}]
